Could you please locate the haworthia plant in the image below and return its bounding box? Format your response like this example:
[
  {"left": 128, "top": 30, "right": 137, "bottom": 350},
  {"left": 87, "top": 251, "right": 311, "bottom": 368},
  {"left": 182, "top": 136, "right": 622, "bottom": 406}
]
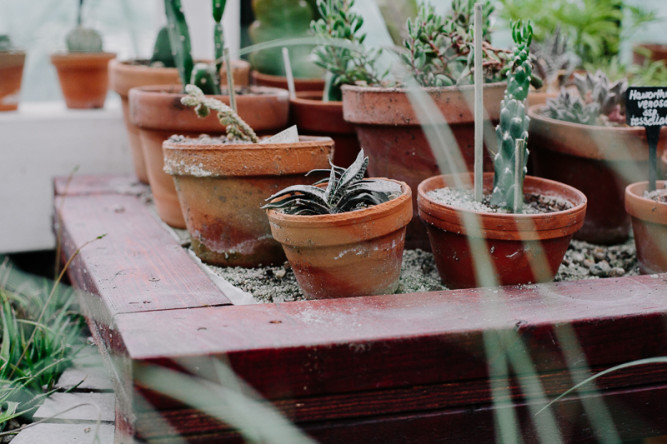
[
  {"left": 489, "top": 21, "right": 533, "bottom": 211},
  {"left": 65, "top": 0, "right": 103, "bottom": 53},
  {"left": 263, "top": 149, "right": 402, "bottom": 215}
]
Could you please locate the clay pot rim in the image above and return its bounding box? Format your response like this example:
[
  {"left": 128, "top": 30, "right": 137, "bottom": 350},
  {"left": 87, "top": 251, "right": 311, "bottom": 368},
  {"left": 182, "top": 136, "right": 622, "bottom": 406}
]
[
  {"left": 164, "top": 135, "right": 332, "bottom": 152},
  {"left": 251, "top": 70, "right": 324, "bottom": 86},
  {"left": 109, "top": 58, "right": 177, "bottom": 76},
  {"left": 417, "top": 173, "right": 587, "bottom": 240},
  {"left": 267, "top": 178, "right": 412, "bottom": 230},
  {"left": 341, "top": 81, "right": 506, "bottom": 95},
  {"left": 625, "top": 180, "right": 667, "bottom": 225},
  {"left": 130, "top": 83, "right": 289, "bottom": 99},
  {"left": 528, "top": 104, "right": 643, "bottom": 134},
  {"left": 51, "top": 51, "right": 116, "bottom": 60},
  {"left": 290, "top": 90, "right": 342, "bottom": 107}
]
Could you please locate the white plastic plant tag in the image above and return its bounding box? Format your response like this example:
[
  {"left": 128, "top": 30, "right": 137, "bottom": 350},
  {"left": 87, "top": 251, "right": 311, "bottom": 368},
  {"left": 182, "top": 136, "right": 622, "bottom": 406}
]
[{"left": 260, "top": 125, "right": 299, "bottom": 144}]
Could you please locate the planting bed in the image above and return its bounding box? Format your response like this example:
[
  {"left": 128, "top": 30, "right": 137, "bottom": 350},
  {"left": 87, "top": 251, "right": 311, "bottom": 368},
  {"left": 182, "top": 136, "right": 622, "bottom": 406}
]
[{"left": 55, "top": 175, "right": 667, "bottom": 443}]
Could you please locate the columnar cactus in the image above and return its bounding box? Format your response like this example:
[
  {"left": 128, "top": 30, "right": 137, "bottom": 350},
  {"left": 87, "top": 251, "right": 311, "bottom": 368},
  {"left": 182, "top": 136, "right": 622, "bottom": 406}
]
[
  {"left": 489, "top": 21, "right": 533, "bottom": 211},
  {"left": 66, "top": 0, "right": 103, "bottom": 53},
  {"left": 149, "top": 26, "right": 176, "bottom": 67}
]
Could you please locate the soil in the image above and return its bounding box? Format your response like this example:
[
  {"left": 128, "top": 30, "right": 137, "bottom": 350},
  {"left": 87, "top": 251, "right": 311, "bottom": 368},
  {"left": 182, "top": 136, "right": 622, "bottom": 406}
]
[
  {"left": 426, "top": 187, "right": 572, "bottom": 214},
  {"left": 645, "top": 186, "right": 667, "bottom": 203}
]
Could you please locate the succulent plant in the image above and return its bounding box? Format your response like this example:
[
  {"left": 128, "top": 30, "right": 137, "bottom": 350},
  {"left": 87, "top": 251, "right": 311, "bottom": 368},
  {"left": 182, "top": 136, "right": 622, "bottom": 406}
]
[
  {"left": 263, "top": 150, "right": 402, "bottom": 215},
  {"left": 181, "top": 85, "right": 258, "bottom": 143},
  {"left": 0, "top": 35, "right": 14, "bottom": 52},
  {"left": 310, "top": 0, "right": 386, "bottom": 101},
  {"left": 530, "top": 27, "right": 579, "bottom": 93},
  {"left": 164, "top": 0, "right": 228, "bottom": 94},
  {"left": 489, "top": 21, "right": 533, "bottom": 211},
  {"left": 401, "top": 0, "right": 513, "bottom": 87},
  {"left": 149, "top": 26, "right": 176, "bottom": 68},
  {"left": 547, "top": 70, "right": 628, "bottom": 126},
  {"left": 66, "top": 0, "right": 103, "bottom": 53}
]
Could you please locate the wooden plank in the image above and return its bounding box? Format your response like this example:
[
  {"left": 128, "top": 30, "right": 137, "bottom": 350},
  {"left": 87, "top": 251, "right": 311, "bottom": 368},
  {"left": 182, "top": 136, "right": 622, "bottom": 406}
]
[
  {"left": 55, "top": 193, "right": 231, "bottom": 315},
  {"left": 11, "top": 423, "right": 114, "bottom": 444},
  {"left": 54, "top": 174, "right": 147, "bottom": 197}
]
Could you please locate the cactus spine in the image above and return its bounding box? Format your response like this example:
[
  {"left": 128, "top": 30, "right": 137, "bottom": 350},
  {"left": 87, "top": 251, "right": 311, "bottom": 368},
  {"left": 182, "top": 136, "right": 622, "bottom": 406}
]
[{"left": 489, "top": 21, "right": 533, "bottom": 211}]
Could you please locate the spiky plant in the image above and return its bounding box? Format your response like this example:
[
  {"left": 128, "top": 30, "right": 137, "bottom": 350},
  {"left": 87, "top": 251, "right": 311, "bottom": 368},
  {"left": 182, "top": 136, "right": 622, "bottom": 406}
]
[
  {"left": 547, "top": 70, "right": 628, "bottom": 126},
  {"left": 181, "top": 85, "right": 258, "bottom": 143},
  {"left": 263, "top": 150, "right": 402, "bottom": 215},
  {"left": 489, "top": 21, "right": 533, "bottom": 211},
  {"left": 530, "top": 27, "right": 579, "bottom": 92},
  {"left": 149, "top": 26, "right": 176, "bottom": 67},
  {"left": 310, "top": 0, "right": 386, "bottom": 101}
]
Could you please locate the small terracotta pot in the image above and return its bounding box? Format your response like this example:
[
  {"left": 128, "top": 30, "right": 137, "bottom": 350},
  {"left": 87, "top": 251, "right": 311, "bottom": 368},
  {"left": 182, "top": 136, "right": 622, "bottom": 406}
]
[
  {"left": 625, "top": 181, "right": 667, "bottom": 274},
  {"left": 251, "top": 70, "right": 325, "bottom": 92},
  {"left": 267, "top": 179, "right": 412, "bottom": 299},
  {"left": 164, "top": 136, "right": 334, "bottom": 267},
  {"left": 109, "top": 59, "right": 251, "bottom": 183},
  {"left": 0, "top": 50, "right": 26, "bottom": 111},
  {"left": 129, "top": 84, "right": 289, "bottom": 228},
  {"left": 290, "top": 91, "right": 360, "bottom": 167},
  {"left": 661, "top": 149, "right": 667, "bottom": 179},
  {"left": 632, "top": 43, "right": 667, "bottom": 66},
  {"left": 341, "top": 82, "right": 505, "bottom": 250},
  {"left": 50, "top": 52, "right": 116, "bottom": 109},
  {"left": 528, "top": 105, "right": 667, "bottom": 244},
  {"left": 418, "top": 173, "right": 587, "bottom": 289}
]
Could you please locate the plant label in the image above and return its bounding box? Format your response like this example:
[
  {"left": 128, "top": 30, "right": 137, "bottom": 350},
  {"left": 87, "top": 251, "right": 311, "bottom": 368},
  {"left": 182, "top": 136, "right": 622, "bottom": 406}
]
[
  {"left": 260, "top": 125, "right": 299, "bottom": 144},
  {"left": 626, "top": 87, "right": 667, "bottom": 191}
]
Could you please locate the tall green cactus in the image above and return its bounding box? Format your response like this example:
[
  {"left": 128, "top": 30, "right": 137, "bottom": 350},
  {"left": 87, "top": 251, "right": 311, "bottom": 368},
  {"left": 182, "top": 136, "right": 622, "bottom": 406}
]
[
  {"left": 489, "top": 21, "right": 533, "bottom": 211},
  {"left": 149, "top": 26, "right": 176, "bottom": 67}
]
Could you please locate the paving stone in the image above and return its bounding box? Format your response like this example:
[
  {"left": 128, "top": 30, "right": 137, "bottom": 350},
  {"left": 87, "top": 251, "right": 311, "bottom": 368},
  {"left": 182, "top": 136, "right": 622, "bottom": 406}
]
[
  {"left": 33, "top": 392, "right": 115, "bottom": 423},
  {"left": 11, "top": 423, "right": 114, "bottom": 444},
  {"left": 57, "top": 366, "right": 113, "bottom": 392}
]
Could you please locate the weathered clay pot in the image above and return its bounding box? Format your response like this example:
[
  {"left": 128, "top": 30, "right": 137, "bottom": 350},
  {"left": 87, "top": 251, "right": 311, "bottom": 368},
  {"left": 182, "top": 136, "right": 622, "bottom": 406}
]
[
  {"left": 418, "top": 173, "right": 587, "bottom": 289},
  {"left": 341, "top": 82, "right": 505, "bottom": 250},
  {"left": 661, "top": 149, "right": 667, "bottom": 179},
  {"left": 289, "top": 91, "right": 360, "bottom": 167},
  {"left": 50, "top": 52, "right": 116, "bottom": 109},
  {"left": 625, "top": 181, "right": 667, "bottom": 274},
  {"left": 632, "top": 43, "right": 667, "bottom": 66},
  {"left": 267, "top": 179, "right": 412, "bottom": 299},
  {"left": 527, "top": 90, "right": 557, "bottom": 108},
  {"left": 252, "top": 70, "right": 325, "bottom": 92},
  {"left": 0, "top": 50, "right": 26, "bottom": 111},
  {"left": 129, "top": 84, "right": 290, "bottom": 228},
  {"left": 164, "top": 136, "right": 334, "bottom": 267},
  {"left": 528, "top": 105, "right": 667, "bottom": 244},
  {"left": 109, "top": 59, "right": 251, "bottom": 183}
]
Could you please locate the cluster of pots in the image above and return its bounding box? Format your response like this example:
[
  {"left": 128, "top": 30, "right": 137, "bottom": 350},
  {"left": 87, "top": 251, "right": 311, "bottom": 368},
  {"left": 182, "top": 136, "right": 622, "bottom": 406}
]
[{"left": 109, "top": 58, "right": 667, "bottom": 299}]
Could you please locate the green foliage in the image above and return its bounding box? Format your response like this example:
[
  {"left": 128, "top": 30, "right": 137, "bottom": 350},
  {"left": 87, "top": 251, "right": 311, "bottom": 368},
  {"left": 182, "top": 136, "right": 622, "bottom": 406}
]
[
  {"left": 401, "top": 0, "right": 515, "bottom": 87},
  {"left": 310, "top": 0, "right": 385, "bottom": 101},
  {"left": 586, "top": 55, "right": 667, "bottom": 88},
  {"left": 149, "top": 26, "right": 176, "bottom": 68},
  {"left": 490, "top": 21, "right": 533, "bottom": 211},
  {"left": 547, "top": 71, "right": 627, "bottom": 126},
  {"left": 498, "top": 0, "right": 656, "bottom": 66},
  {"left": 0, "top": 260, "right": 84, "bottom": 431},
  {"left": 530, "top": 27, "right": 579, "bottom": 93},
  {"left": 181, "top": 85, "right": 258, "bottom": 143},
  {"left": 263, "top": 150, "right": 401, "bottom": 215},
  {"left": 0, "top": 35, "right": 13, "bottom": 52}
]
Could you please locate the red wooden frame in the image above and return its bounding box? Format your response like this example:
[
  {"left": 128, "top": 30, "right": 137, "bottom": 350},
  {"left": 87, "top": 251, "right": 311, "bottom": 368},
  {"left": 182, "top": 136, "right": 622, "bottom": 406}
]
[{"left": 55, "top": 175, "right": 667, "bottom": 443}]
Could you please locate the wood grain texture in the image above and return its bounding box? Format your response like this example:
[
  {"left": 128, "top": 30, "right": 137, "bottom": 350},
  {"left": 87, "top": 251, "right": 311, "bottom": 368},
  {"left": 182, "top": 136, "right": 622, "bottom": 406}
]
[{"left": 54, "top": 174, "right": 148, "bottom": 197}]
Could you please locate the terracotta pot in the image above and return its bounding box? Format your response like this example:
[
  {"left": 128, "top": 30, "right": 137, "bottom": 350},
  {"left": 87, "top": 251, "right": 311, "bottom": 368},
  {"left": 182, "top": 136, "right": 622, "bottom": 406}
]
[
  {"left": 632, "top": 43, "right": 667, "bottom": 66},
  {"left": 289, "top": 91, "right": 360, "bottom": 167},
  {"left": 130, "top": 84, "right": 290, "bottom": 228},
  {"left": 527, "top": 90, "right": 557, "bottom": 108},
  {"left": 164, "top": 135, "right": 334, "bottom": 267},
  {"left": 528, "top": 105, "right": 667, "bottom": 244},
  {"left": 661, "top": 149, "right": 667, "bottom": 179},
  {"left": 341, "top": 82, "right": 505, "bottom": 250},
  {"left": 109, "top": 59, "right": 251, "bottom": 183},
  {"left": 267, "top": 179, "right": 412, "bottom": 299},
  {"left": 625, "top": 181, "right": 667, "bottom": 274},
  {"left": 252, "top": 70, "right": 325, "bottom": 92},
  {"left": 0, "top": 50, "right": 26, "bottom": 111},
  {"left": 418, "top": 173, "right": 587, "bottom": 289},
  {"left": 50, "top": 52, "right": 116, "bottom": 109}
]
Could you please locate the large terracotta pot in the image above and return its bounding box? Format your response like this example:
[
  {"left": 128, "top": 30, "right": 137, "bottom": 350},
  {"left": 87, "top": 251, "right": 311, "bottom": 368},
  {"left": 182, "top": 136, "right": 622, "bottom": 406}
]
[
  {"left": 129, "top": 84, "right": 290, "bottom": 228},
  {"left": 164, "top": 135, "right": 334, "bottom": 267},
  {"left": 109, "top": 59, "right": 251, "bottom": 183},
  {"left": 290, "top": 91, "right": 360, "bottom": 167},
  {"left": 252, "top": 70, "right": 325, "bottom": 92},
  {"left": 267, "top": 179, "right": 412, "bottom": 299},
  {"left": 0, "top": 50, "right": 26, "bottom": 111},
  {"left": 50, "top": 52, "right": 116, "bottom": 109},
  {"left": 632, "top": 43, "right": 667, "bottom": 66},
  {"left": 341, "top": 82, "right": 505, "bottom": 250},
  {"left": 418, "top": 173, "right": 587, "bottom": 289},
  {"left": 528, "top": 105, "right": 667, "bottom": 245},
  {"left": 625, "top": 181, "right": 667, "bottom": 274}
]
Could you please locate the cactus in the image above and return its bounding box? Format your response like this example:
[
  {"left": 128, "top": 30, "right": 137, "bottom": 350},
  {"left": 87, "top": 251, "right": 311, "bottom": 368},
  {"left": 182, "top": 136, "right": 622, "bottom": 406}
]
[
  {"left": 0, "top": 35, "right": 13, "bottom": 51},
  {"left": 489, "top": 21, "right": 533, "bottom": 211},
  {"left": 530, "top": 27, "right": 579, "bottom": 93},
  {"left": 149, "top": 26, "right": 176, "bottom": 67},
  {"left": 181, "top": 85, "right": 258, "bottom": 143},
  {"left": 546, "top": 70, "right": 628, "bottom": 126},
  {"left": 66, "top": 0, "right": 103, "bottom": 53}
]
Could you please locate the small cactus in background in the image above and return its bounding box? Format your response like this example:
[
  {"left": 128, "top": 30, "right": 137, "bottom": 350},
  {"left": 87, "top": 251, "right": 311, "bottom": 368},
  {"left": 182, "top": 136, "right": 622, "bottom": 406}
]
[
  {"left": 0, "top": 35, "right": 13, "bottom": 51},
  {"left": 490, "top": 21, "right": 533, "bottom": 211},
  {"left": 149, "top": 26, "right": 176, "bottom": 67},
  {"left": 181, "top": 85, "right": 258, "bottom": 143},
  {"left": 530, "top": 27, "right": 579, "bottom": 93},
  {"left": 547, "top": 70, "right": 628, "bottom": 126},
  {"left": 66, "top": 0, "right": 103, "bottom": 53}
]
